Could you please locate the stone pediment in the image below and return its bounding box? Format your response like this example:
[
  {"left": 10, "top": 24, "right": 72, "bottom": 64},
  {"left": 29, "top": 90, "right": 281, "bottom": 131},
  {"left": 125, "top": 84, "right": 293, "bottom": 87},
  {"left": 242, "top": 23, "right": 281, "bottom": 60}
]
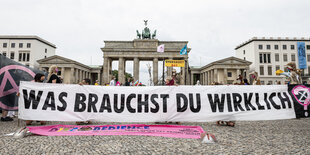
[
  {"left": 213, "top": 57, "right": 251, "bottom": 65},
  {"left": 37, "top": 55, "right": 74, "bottom": 64}
]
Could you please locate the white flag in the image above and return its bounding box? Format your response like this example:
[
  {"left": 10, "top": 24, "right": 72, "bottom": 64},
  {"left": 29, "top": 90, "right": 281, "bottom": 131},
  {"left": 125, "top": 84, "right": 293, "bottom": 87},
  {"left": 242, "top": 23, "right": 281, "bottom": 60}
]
[{"left": 157, "top": 44, "right": 165, "bottom": 53}]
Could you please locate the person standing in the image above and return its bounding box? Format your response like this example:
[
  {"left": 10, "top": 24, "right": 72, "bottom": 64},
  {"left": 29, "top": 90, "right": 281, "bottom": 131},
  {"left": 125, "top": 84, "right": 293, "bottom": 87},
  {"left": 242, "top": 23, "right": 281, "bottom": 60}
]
[
  {"left": 110, "top": 76, "right": 116, "bottom": 86},
  {"left": 47, "top": 65, "right": 62, "bottom": 83}
]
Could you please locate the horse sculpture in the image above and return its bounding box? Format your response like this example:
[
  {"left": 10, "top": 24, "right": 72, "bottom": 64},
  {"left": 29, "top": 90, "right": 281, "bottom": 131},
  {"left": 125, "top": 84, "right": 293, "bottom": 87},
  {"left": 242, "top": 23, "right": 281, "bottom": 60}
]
[{"left": 136, "top": 30, "right": 141, "bottom": 39}]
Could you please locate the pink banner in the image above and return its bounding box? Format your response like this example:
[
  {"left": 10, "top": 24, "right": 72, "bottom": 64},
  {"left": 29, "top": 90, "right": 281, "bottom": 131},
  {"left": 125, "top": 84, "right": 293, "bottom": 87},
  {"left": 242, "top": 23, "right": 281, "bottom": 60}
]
[{"left": 27, "top": 124, "right": 204, "bottom": 139}]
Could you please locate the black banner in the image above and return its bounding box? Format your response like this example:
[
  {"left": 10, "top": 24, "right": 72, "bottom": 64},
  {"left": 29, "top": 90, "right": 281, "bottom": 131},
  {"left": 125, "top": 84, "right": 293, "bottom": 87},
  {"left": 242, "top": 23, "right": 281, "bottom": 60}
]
[
  {"left": 0, "top": 54, "right": 44, "bottom": 110},
  {"left": 288, "top": 84, "right": 310, "bottom": 118}
]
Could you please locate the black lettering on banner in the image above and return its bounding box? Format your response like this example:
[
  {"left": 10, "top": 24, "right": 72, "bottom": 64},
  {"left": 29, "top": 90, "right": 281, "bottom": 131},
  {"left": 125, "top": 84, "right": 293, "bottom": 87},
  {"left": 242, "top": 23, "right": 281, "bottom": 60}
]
[
  {"left": 22, "top": 89, "right": 43, "bottom": 109},
  {"left": 160, "top": 94, "right": 169, "bottom": 113},
  {"left": 189, "top": 93, "right": 201, "bottom": 113},
  {"left": 114, "top": 94, "right": 125, "bottom": 113},
  {"left": 99, "top": 94, "right": 112, "bottom": 112},
  {"left": 150, "top": 94, "right": 159, "bottom": 113},
  {"left": 269, "top": 92, "right": 280, "bottom": 109},
  {"left": 255, "top": 93, "right": 265, "bottom": 110},
  {"left": 126, "top": 94, "right": 136, "bottom": 113},
  {"left": 277, "top": 92, "right": 292, "bottom": 109},
  {"left": 57, "top": 92, "right": 67, "bottom": 111},
  {"left": 226, "top": 93, "right": 233, "bottom": 112},
  {"left": 264, "top": 93, "right": 271, "bottom": 109},
  {"left": 42, "top": 91, "right": 56, "bottom": 110},
  {"left": 176, "top": 93, "right": 188, "bottom": 112},
  {"left": 88, "top": 93, "right": 98, "bottom": 112},
  {"left": 138, "top": 94, "right": 149, "bottom": 113},
  {"left": 244, "top": 93, "right": 256, "bottom": 111},
  {"left": 74, "top": 93, "right": 86, "bottom": 112},
  {"left": 208, "top": 94, "right": 225, "bottom": 112},
  {"left": 232, "top": 93, "right": 245, "bottom": 111}
]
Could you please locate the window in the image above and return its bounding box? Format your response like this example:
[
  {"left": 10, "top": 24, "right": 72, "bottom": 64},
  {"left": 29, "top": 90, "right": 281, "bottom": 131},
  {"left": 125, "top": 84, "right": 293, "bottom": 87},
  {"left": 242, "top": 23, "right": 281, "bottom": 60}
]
[
  {"left": 45, "top": 48, "right": 47, "bottom": 53},
  {"left": 244, "top": 57, "right": 246, "bottom": 60},
  {"left": 27, "top": 43, "right": 31, "bottom": 48},
  {"left": 291, "top": 54, "right": 295, "bottom": 61},
  {"left": 258, "top": 45, "right": 263, "bottom": 49},
  {"left": 308, "top": 54, "right": 310, "bottom": 62},
  {"left": 307, "top": 45, "right": 310, "bottom": 50},
  {"left": 19, "top": 53, "right": 22, "bottom": 61},
  {"left": 283, "top": 45, "right": 287, "bottom": 50},
  {"left": 276, "top": 65, "right": 280, "bottom": 71},
  {"left": 291, "top": 45, "right": 295, "bottom": 50},
  {"left": 3, "top": 43, "right": 7, "bottom": 48},
  {"left": 268, "top": 81, "right": 273, "bottom": 85},
  {"left": 3, "top": 52, "right": 6, "bottom": 56},
  {"left": 268, "top": 66, "right": 272, "bottom": 75},
  {"left": 10, "top": 52, "right": 14, "bottom": 59},
  {"left": 228, "top": 72, "right": 232, "bottom": 77},
  {"left": 260, "top": 66, "right": 264, "bottom": 75},
  {"left": 259, "top": 54, "right": 263, "bottom": 63},
  {"left": 275, "top": 45, "right": 279, "bottom": 50},
  {"left": 267, "top": 45, "right": 271, "bottom": 50},
  {"left": 45, "top": 56, "right": 47, "bottom": 58},
  {"left": 308, "top": 67, "right": 310, "bottom": 75},
  {"left": 19, "top": 43, "right": 23, "bottom": 48},
  {"left": 19, "top": 51, "right": 30, "bottom": 62},
  {"left": 275, "top": 53, "right": 279, "bottom": 62},
  {"left": 259, "top": 53, "right": 271, "bottom": 63},
  {"left": 261, "top": 81, "right": 265, "bottom": 85},
  {"left": 283, "top": 54, "right": 288, "bottom": 62},
  {"left": 26, "top": 53, "right": 30, "bottom": 61},
  {"left": 243, "top": 50, "right": 245, "bottom": 54},
  {"left": 11, "top": 43, "right": 15, "bottom": 48}
]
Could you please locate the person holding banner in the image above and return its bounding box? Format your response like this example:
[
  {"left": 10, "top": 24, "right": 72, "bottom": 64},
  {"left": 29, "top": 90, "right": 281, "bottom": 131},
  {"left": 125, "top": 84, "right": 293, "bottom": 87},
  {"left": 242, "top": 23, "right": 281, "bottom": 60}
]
[
  {"left": 47, "top": 65, "right": 62, "bottom": 84},
  {"left": 25, "top": 73, "right": 47, "bottom": 125}
]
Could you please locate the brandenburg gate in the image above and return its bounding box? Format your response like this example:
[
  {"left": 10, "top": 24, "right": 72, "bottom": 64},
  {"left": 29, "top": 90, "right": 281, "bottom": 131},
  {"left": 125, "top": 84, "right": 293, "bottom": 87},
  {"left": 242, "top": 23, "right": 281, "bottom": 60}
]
[{"left": 101, "top": 21, "right": 191, "bottom": 85}]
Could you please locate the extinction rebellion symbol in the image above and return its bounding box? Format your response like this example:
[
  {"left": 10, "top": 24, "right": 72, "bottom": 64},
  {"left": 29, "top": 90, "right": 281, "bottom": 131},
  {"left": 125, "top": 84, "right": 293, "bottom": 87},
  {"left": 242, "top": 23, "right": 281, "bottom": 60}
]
[
  {"left": 291, "top": 85, "right": 310, "bottom": 117},
  {"left": 0, "top": 65, "right": 35, "bottom": 110}
]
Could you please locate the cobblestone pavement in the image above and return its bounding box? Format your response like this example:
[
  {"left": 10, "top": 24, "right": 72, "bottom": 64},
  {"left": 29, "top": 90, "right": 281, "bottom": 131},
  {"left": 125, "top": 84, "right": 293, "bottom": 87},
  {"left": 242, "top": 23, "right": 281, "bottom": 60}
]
[{"left": 0, "top": 118, "right": 309, "bottom": 154}]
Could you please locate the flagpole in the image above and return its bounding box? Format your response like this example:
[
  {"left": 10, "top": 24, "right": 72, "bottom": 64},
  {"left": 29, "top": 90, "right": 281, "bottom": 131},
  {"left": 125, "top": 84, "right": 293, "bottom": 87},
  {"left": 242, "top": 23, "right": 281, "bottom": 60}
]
[{"left": 162, "top": 58, "right": 165, "bottom": 85}]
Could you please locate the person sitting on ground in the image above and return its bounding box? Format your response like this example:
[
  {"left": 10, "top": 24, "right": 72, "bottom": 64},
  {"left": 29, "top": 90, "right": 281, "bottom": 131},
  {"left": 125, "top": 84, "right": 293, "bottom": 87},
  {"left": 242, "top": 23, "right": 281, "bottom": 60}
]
[
  {"left": 76, "top": 78, "right": 92, "bottom": 125},
  {"left": 25, "top": 73, "right": 47, "bottom": 125},
  {"left": 47, "top": 65, "right": 62, "bottom": 83}
]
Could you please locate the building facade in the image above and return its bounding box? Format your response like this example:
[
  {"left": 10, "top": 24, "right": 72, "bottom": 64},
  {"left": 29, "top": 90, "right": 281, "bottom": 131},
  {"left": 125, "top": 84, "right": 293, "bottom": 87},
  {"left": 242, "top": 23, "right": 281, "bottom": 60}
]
[
  {"left": 37, "top": 55, "right": 102, "bottom": 84},
  {"left": 235, "top": 37, "right": 310, "bottom": 85},
  {"left": 190, "top": 57, "right": 251, "bottom": 85},
  {"left": 0, "top": 35, "right": 56, "bottom": 69}
]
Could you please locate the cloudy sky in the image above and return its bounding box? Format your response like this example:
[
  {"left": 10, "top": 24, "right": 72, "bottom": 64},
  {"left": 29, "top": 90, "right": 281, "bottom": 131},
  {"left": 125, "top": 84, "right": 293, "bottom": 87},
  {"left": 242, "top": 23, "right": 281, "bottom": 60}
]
[{"left": 1, "top": 0, "right": 310, "bottom": 84}]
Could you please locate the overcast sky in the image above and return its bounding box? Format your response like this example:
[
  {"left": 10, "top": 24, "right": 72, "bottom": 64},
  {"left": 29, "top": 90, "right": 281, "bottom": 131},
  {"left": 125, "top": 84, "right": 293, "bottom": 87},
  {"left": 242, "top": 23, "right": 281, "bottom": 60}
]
[{"left": 1, "top": 0, "right": 310, "bottom": 84}]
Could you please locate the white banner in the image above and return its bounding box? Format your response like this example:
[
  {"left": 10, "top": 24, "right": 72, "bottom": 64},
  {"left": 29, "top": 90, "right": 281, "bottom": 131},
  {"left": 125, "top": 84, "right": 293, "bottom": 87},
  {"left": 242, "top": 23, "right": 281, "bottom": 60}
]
[{"left": 18, "top": 81, "right": 296, "bottom": 122}]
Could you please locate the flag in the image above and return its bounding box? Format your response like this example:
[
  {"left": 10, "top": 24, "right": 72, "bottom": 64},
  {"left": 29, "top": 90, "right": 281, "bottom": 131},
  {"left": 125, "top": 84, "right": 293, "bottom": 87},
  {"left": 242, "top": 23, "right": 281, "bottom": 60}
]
[
  {"left": 0, "top": 54, "right": 44, "bottom": 110},
  {"left": 180, "top": 45, "right": 187, "bottom": 55},
  {"left": 297, "top": 42, "right": 306, "bottom": 69},
  {"left": 157, "top": 44, "right": 165, "bottom": 53}
]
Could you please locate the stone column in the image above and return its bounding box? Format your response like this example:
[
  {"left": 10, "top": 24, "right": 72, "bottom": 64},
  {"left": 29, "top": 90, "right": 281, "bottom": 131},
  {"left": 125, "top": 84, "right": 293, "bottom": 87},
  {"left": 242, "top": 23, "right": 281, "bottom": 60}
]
[
  {"left": 211, "top": 70, "right": 214, "bottom": 84},
  {"left": 206, "top": 72, "right": 208, "bottom": 85},
  {"left": 118, "top": 57, "right": 125, "bottom": 84},
  {"left": 134, "top": 57, "right": 139, "bottom": 82},
  {"left": 108, "top": 58, "right": 112, "bottom": 81},
  {"left": 103, "top": 57, "right": 109, "bottom": 84},
  {"left": 97, "top": 72, "right": 100, "bottom": 84},
  {"left": 223, "top": 68, "right": 228, "bottom": 84},
  {"left": 208, "top": 70, "right": 211, "bottom": 85},
  {"left": 191, "top": 73, "right": 194, "bottom": 85},
  {"left": 167, "top": 58, "right": 173, "bottom": 77},
  {"left": 75, "top": 68, "right": 78, "bottom": 83},
  {"left": 181, "top": 61, "right": 186, "bottom": 85},
  {"left": 201, "top": 73, "right": 204, "bottom": 85},
  {"left": 70, "top": 68, "right": 75, "bottom": 84},
  {"left": 61, "top": 67, "right": 65, "bottom": 81},
  {"left": 205, "top": 72, "right": 208, "bottom": 85},
  {"left": 214, "top": 69, "right": 218, "bottom": 83},
  {"left": 153, "top": 58, "right": 158, "bottom": 85}
]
